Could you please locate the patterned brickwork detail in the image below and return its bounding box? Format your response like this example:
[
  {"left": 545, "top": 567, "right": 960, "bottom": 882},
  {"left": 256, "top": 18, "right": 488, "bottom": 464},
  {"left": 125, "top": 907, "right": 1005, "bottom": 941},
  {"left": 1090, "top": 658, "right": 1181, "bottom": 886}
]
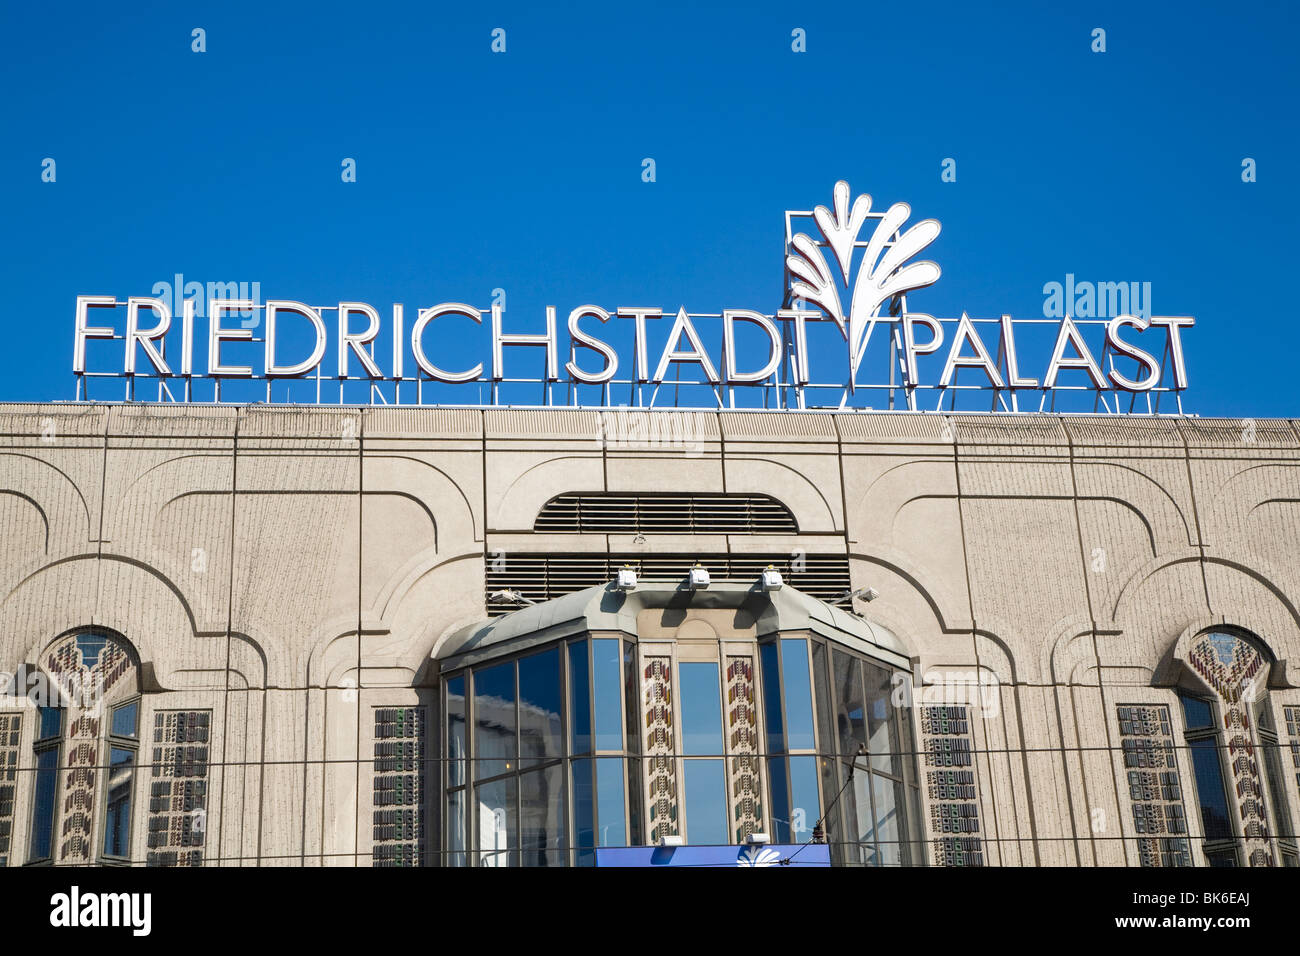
[
  {"left": 147, "top": 710, "right": 210, "bottom": 867},
  {"left": 372, "top": 707, "right": 426, "bottom": 867},
  {"left": 921, "top": 705, "right": 983, "bottom": 866},
  {"left": 0, "top": 714, "right": 19, "bottom": 866},
  {"left": 1117, "top": 704, "right": 1191, "bottom": 867},
  {"left": 1187, "top": 633, "right": 1273, "bottom": 867},
  {"left": 724, "top": 655, "right": 762, "bottom": 842},
  {"left": 642, "top": 655, "right": 679, "bottom": 843}
]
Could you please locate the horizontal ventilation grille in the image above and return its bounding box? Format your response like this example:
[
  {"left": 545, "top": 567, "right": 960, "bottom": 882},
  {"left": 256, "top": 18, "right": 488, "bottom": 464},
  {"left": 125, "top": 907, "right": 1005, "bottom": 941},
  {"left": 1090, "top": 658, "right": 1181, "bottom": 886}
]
[
  {"left": 486, "top": 552, "right": 849, "bottom": 616},
  {"left": 534, "top": 493, "right": 798, "bottom": 534}
]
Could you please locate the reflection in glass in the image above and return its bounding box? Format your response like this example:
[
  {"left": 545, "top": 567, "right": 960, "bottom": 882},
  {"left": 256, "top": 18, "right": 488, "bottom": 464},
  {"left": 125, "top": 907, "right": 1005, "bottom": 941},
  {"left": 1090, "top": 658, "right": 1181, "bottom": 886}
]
[
  {"left": 683, "top": 759, "right": 727, "bottom": 845},
  {"left": 474, "top": 661, "right": 516, "bottom": 779},
  {"left": 864, "top": 661, "right": 898, "bottom": 775},
  {"left": 571, "top": 758, "right": 595, "bottom": 866},
  {"left": 446, "top": 675, "right": 466, "bottom": 788},
  {"left": 873, "top": 773, "right": 903, "bottom": 866},
  {"left": 680, "top": 662, "right": 722, "bottom": 755},
  {"left": 760, "top": 642, "right": 785, "bottom": 752},
  {"left": 110, "top": 701, "right": 139, "bottom": 739},
  {"left": 103, "top": 747, "right": 134, "bottom": 857},
  {"left": 476, "top": 776, "right": 517, "bottom": 867},
  {"left": 518, "top": 649, "right": 562, "bottom": 767},
  {"left": 834, "top": 650, "right": 866, "bottom": 756},
  {"left": 769, "top": 755, "right": 820, "bottom": 843},
  {"left": 1188, "top": 737, "right": 1234, "bottom": 841},
  {"left": 596, "top": 758, "right": 627, "bottom": 847},
  {"left": 623, "top": 643, "right": 640, "bottom": 755},
  {"left": 593, "top": 639, "right": 623, "bottom": 751},
  {"left": 852, "top": 768, "right": 876, "bottom": 866},
  {"left": 568, "top": 641, "right": 591, "bottom": 755},
  {"left": 519, "top": 764, "right": 563, "bottom": 866},
  {"left": 29, "top": 747, "right": 58, "bottom": 861},
  {"left": 446, "top": 788, "right": 466, "bottom": 866}
]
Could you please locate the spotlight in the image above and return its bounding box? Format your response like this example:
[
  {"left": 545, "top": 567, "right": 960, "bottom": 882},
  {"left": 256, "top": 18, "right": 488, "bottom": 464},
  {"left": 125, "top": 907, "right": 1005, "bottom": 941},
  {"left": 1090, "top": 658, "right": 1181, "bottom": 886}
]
[
  {"left": 687, "top": 564, "right": 711, "bottom": 590},
  {"left": 658, "top": 835, "right": 685, "bottom": 847},
  {"left": 488, "top": 589, "right": 535, "bottom": 607},
  {"left": 745, "top": 832, "right": 771, "bottom": 845},
  {"left": 615, "top": 565, "right": 638, "bottom": 590},
  {"left": 832, "top": 586, "right": 879, "bottom": 607},
  {"left": 760, "top": 565, "right": 783, "bottom": 591}
]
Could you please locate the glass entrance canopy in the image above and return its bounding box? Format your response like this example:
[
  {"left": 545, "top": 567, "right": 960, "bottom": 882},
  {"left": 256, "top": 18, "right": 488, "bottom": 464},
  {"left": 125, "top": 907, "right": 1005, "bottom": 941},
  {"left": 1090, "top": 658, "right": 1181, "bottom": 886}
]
[{"left": 438, "top": 580, "right": 923, "bottom": 867}]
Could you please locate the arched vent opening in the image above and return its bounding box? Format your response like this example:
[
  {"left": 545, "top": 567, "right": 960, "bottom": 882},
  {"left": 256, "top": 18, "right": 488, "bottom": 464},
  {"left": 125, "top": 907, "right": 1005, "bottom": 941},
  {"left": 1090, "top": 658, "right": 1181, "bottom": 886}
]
[{"left": 534, "top": 493, "right": 798, "bottom": 535}]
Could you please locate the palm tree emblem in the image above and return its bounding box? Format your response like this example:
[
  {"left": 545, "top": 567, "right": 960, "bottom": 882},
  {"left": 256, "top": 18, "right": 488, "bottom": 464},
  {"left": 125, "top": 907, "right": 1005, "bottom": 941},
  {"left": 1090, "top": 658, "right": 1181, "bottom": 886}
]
[{"left": 786, "top": 181, "right": 941, "bottom": 389}]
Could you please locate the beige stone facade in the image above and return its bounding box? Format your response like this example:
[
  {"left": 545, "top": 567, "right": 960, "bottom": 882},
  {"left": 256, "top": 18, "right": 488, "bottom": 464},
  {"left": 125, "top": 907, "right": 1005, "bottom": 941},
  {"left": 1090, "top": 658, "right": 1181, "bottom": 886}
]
[{"left": 1, "top": 402, "right": 1298, "bottom": 867}]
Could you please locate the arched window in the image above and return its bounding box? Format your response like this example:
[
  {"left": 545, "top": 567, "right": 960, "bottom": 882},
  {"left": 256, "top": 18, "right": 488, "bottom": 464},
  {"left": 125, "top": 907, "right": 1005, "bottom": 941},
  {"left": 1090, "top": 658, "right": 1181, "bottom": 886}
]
[
  {"left": 27, "top": 630, "right": 140, "bottom": 865},
  {"left": 1179, "top": 629, "right": 1297, "bottom": 868}
]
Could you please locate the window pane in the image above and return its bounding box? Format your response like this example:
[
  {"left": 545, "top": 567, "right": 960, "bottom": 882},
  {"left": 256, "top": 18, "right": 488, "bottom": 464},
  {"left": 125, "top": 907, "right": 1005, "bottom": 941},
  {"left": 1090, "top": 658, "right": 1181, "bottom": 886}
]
[
  {"left": 473, "top": 661, "right": 516, "bottom": 779},
  {"left": 110, "top": 701, "right": 139, "bottom": 739},
  {"left": 626, "top": 756, "right": 644, "bottom": 846},
  {"left": 623, "top": 643, "right": 640, "bottom": 756},
  {"left": 680, "top": 662, "right": 722, "bottom": 756},
  {"left": 852, "top": 768, "right": 876, "bottom": 866},
  {"left": 446, "top": 675, "right": 467, "bottom": 788},
  {"left": 519, "top": 764, "right": 564, "bottom": 866},
  {"left": 1181, "top": 696, "right": 1214, "bottom": 731},
  {"left": 1260, "top": 732, "right": 1295, "bottom": 853},
  {"left": 864, "top": 662, "right": 899, "bottom": 775},
  {"left": 683, "top": 759, "right": 728, "bottom": 845},
  {"left": 833, "top": 650, "right": 866, "bottom": 757},
  {"left": 770, "top": 755, "right": 820, "bottom": 844},
  {"left": 571, "top": 758, "right": 595, "bottom": 866},
  {"left": 1205, "top": 847, "right": 1239, "bottom": 867},
  {"left": 768, "top": 757, "right": 792, "bottom": 843},
  {"left": 29, "top": 748, "right": 58, "bottom": 861},
  {"left": 596, "top": 758, "right": 627, "bottom": 847},
  {"left": 872, "top": 773, "right": 904, "bottom": 866},
  {"left": 760, "top": 642, "right": 785, "bottom": 752},
  {"left": 446, "top": 788, "right": 466, "bottom": 867},
  {"left": 593, "top": 639, "right": 623, "bottom": 751},
  {"left": 102, "top": 746, "right": 134, "bottom": 858},
  {"left": 517, "top": 648, "right": 562, "bottom": 767},
  {"left": 109, "top": 702, "right": 138, "bottom": 738},
  {"left": 475, "top": 776, "right": 517, "bottom": 867},
  {"left": 37, "top": 707, "right": 61, "bottom": 741},
  {"left": 788, "top": 755, "right": 820, "bottom": 843},
  {"left": 781, "top": 639, "right": 816, "bottom": 751},
  {"left": 1188, "top": 737, "right": 1234, "bottom": 841},
  {"left": 568, "top": 641, "right": 591, "bottom": 755}
]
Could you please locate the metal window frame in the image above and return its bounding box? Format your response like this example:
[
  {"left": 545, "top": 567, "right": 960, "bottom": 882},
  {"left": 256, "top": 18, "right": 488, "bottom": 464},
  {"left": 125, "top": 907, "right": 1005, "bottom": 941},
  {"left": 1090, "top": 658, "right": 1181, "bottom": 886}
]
[
  {"left": 1178, "top": 692, "right": 1241, "bottom": 866},
  {"left": 98, "top": 695, "right": 141, "bottom": 864}
]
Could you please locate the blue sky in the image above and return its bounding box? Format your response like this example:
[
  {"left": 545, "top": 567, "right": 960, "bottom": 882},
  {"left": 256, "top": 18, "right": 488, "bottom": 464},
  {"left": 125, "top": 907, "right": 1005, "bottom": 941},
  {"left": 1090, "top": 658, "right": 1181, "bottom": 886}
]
[{"left": 1, "top": 0, "right": 1295, "bottom": 416}]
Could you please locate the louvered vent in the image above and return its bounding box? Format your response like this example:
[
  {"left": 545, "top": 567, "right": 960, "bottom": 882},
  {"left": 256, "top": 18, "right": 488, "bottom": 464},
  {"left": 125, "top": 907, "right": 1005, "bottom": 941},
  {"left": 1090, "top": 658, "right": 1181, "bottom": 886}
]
[
  {"left": 486, "top": 552, "right": 849, "bottom": 616},
  {"left": 534, "top": 493, "right": 798, "bottom": 534}
]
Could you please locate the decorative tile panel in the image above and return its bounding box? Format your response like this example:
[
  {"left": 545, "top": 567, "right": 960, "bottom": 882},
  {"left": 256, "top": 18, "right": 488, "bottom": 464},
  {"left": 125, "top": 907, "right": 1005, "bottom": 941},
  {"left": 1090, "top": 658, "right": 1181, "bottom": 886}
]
[
  {"left": 920, "top": 704, "right": 983, "bottom": 866},
  {"left": 372, "top": 706, "right": 426, "bottom": 867},
  {"left": 1117, "top": 704, "right": 1191, "bottom": 867},
  {"left": 146, "top": 710, "right": 211, "bottom": 867},
  {"left": 724, "top": 655, "right": 762, "bottom": 842},
  {"left": 642, "top": 655, "right": 679, "bottom": 843}
]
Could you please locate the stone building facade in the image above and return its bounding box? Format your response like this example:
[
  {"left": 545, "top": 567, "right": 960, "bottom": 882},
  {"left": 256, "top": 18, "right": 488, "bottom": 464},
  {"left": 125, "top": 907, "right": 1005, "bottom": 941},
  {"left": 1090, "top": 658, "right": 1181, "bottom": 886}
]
[{"left": 1, "top": 402, "right": 1297, "bottom": 867}]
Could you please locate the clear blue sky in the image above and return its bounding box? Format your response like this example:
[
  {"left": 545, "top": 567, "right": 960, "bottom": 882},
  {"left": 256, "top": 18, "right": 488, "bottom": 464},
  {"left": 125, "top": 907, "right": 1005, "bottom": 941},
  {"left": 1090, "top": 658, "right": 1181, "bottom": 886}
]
[{"left": 1, "top": 0, "right": 1295, "bottom": 417}]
